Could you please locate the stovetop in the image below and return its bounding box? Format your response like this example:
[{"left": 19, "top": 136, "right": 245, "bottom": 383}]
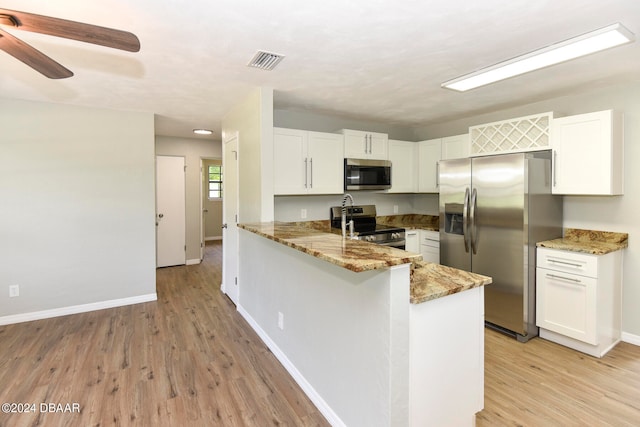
[{"left": 329, "top": 205, "right": 404, "bottom": 236}]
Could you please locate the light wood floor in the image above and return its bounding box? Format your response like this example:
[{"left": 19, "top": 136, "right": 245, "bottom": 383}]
[
  {"left": 1, "top": 241, "right": 639, "bottom": 426},
  {"left": 0, "top": 241, "right": 328, "bottom": 427},
  {"left": 478, "top": 328, "right": 640, "bottom": 426}
]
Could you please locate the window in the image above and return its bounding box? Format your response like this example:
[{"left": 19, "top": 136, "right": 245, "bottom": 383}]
[{"left": 208, "top": 164, "right": 223, "bottom": 199}]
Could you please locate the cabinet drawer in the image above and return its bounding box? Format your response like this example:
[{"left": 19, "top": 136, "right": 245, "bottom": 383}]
[
  {"left": 537, "top": 247, "right": 597, "bottom": 278},
  {"left": 421, "top": 230, "right": 440, "bottom": 246}
]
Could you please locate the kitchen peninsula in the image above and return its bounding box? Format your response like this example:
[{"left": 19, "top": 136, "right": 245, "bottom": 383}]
[{"left": 237, "top": 221, "right": 491, "bottom": 427}]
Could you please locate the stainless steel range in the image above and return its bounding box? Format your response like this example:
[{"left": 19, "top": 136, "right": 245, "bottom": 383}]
[{"left": 330, "top": 205, "right": 405, "bottom": 249}]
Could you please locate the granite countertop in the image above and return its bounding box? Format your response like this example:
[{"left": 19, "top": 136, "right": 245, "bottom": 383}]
[
  {"left": 377, "top": 214, "right": 439, "bottom": 231},
  {"left": 238, "top": 222, "right": 421, "bottom": 273},
  {"left": 537, "top": 228, "right": 628, "bottom": 255},
  {"left": 239, "top": 221, "right": 491, "bottom": 304},
  {"left": 410, "top": 261, "right": 491, "bottom": 304}
]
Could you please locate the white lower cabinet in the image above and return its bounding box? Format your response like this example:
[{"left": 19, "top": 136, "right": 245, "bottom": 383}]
[
  {"left": 420, "top": 230, "right": 440, "bottom": 264},
  {"left": 536, "top": 247, "right": 622, "bottom": 357},
  {"left": 405, "top": 229, "right": 419, "bottom": 253},
  {"left": 405, "top": 229, "right": 440, "bottom": 263}
]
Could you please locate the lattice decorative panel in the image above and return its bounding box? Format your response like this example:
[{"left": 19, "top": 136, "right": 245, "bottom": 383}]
[{"left": 470, "top": 112, "right": 553, "bottom": 156}]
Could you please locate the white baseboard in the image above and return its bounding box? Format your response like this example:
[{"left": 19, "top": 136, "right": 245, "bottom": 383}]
[
  {"left": 186, "top": 258, "right": 201, "bottom": 265},
  {"left": 622, "top": 331, "right": 640, "bottom": 346},
  {"left": 0, "top": 293, "right": 158, "bottom": 326},
  {"left": 205, "top": 236, "right": 222, "bottom": 241},
  {"left": 237, "top": 305, "right": 344, "bottom": 427}
]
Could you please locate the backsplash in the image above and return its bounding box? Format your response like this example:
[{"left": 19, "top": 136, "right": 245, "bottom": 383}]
[{"left": 274, "top": 193, "right": 438, "bottom": 222}]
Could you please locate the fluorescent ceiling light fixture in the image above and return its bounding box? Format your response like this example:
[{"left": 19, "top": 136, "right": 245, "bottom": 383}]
[
  {"left": 193, "top": 129, "right": 213, "bottom": 135},
  {"left": 441, "top": 23, "right": 635, "bottom": 92}
]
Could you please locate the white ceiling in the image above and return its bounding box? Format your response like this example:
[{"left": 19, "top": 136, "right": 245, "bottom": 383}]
[{"left": 2, "top": 0, "right": 640, "bottom": 141}]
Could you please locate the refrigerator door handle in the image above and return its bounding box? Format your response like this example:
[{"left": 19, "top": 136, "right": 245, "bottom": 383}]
[
  {"left": 470, "top": 188, "right": 478, "bottom": 254},
  {"left": 463, "top": 187, "right": 470, "bottom": 253}
]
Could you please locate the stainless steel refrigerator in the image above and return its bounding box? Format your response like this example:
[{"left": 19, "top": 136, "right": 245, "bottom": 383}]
[{"left": 439, "top": 151, "right": 562, "bottom": 342}]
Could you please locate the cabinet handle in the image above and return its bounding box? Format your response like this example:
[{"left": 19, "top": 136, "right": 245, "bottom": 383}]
[
  {"left": 310, "top": 158, "right": 313, "bottom": 188},
  {"left": 364, "top": 136, "right": 368, "bottom": 154},
  {"left": 546, "top": 273, "right": 584, "bottom": 285},
  {"left": 548, "top": 259, "right": 583, "bottom": 268},
  {"left": 304, "top": 158, "right": 308, "bottom": 188},
  {"left": 553, "top": 150, "right": 557, "bottom": 187},
  {"left": 436, "top": 161, "right": 440, "bottom": 188}
]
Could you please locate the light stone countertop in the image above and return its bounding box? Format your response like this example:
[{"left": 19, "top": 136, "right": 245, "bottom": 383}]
[
  {"left": 239, "top": 221, "right": 491, "bottom": 304},
  {"left": 377, "top": 214, "right": 439, "bottom": 231},
  {"left": 537, "top": 228, "right": 628, "bottom": 255}
]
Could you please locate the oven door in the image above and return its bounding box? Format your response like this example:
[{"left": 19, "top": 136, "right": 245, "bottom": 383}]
[{"left": 345, "top": 159, "right": 391, "bottom": 190}]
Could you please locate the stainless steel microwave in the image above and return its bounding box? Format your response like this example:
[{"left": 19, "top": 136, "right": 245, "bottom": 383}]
[{"left": 344, "top": 158, "right": 391, "bottom": 190}]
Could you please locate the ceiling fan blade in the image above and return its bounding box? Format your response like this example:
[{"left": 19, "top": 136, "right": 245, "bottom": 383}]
[
  {"left": 0, "top": 28, "right": 72, "bottom": 78},
  {"left": 0, "top": 8, "right": 140, "bottom": 52}
]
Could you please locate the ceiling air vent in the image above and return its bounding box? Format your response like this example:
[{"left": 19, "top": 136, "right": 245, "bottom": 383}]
[{"left": 247, "top": 50, "right": 285, "bottom": 71}]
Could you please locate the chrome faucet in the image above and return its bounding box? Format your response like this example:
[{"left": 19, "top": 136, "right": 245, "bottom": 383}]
[{"left": 341, "top": 193, "right": 354, "bottom": 240}]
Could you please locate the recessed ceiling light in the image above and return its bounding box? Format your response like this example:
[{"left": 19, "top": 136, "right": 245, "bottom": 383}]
[
  {"left": 193, "top": 129, "right": 213, "bottom": 135},
  {"left": 442, "top": 22, "right": 635, "bottom": 92}
]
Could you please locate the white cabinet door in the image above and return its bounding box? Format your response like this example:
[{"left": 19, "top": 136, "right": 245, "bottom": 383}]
[
  {"left": 441, "top": 133, "right": 470, "bottom": 160},
  {"left": 274, "top": 128, "right": 308, "bottom": 195},
  {"left": 343, "top": 129, "right": 388, "bottom": 160},
  {"left": 388, "top": 140, "right": 417, "bottom": 193},
  {"left": 417, "top": 139, "right": 441, "bottom": 193},
  {"left": 420, "top": 230, "right": 440, "bottom": 263},
  {"left": 307, "top": 131, "right": 344, "bottom": 194},
  {"left": 369, "top": 132, "right": 389, "bottom": 160},
  {"left": 551, "top": 110, "right": 623, "bottom": 195},
  {"left": 405, "top": 230, "right": 419, "bottom": 253},
  {"left": 536, "top": 267, "right": 597, "bottom": 344}
]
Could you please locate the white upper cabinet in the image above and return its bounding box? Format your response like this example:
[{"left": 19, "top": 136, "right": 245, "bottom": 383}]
[
  {"left": 341, "top": 129, "right": 388, "bottom": 160},
  {"left": 274, "top": 128, "right": 344, "bottom": 195},
  {"left": 441, "top": 133, "right": 470, "bottom": 160},
  {"left": 551, "top": 110, "right": 624, "bottom": 195},
  {"left": 388, "top": 140, "right": 417, "bottom": 193},
  {"left": 417, "top": 139, "right": 441, "bottom": 193},
  {"left": 307, "top": 131, "right": 345, "bottom": 194}
]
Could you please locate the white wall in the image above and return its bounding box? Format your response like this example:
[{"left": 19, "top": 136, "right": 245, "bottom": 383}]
[
  {"left": 0, "top": 99, "right": 156, "bottom": 322},
  {"left": 222, "top": 88, "right": 274, "bottom": 223},
  {"left": 274, "top": 108, "right": 417, "bottom": 141},
  {"left": 239, "top": 230, "right": 410, "bottom": 426},
  {"left": 155, "top": 136, "right": 221, "bottom": 260},
  {"left": 414, "top": 80, "right": 640, "bottom": 338}
]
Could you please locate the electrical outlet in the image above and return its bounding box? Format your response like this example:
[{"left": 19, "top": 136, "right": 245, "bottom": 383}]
[
  {"left": 278, "top": 312, "right": 284, "bottom": 330},
  {"left": 9, "top": 285, "right": 19, "bottom": 298},
  {"left": 393, "top": 205, "right": 399, "bottom": 214},
  {"left": 301, "top": 209, "right": 307, "bottom": 219}
]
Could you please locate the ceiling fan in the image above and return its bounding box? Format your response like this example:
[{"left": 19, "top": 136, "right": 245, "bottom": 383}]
[{"left": 0, "top": 7, "right": 140, "bottom": 79}]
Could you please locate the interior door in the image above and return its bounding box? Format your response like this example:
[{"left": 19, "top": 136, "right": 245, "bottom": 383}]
[
  {"left": 156, "top": 155, "right": 186, "bottom": 267},
  {"left": 222, "top": 134, "right": 239, "bottom": 305}
]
